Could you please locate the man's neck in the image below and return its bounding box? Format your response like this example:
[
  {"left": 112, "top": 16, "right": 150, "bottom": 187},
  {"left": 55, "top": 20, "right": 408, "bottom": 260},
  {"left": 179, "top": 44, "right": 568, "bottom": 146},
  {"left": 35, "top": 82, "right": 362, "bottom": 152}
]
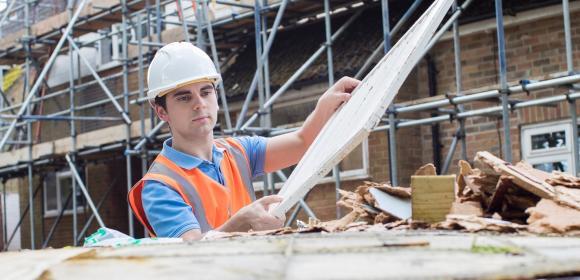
[{"left": 171, "top": 132, "right": 214, "bottom": 161}]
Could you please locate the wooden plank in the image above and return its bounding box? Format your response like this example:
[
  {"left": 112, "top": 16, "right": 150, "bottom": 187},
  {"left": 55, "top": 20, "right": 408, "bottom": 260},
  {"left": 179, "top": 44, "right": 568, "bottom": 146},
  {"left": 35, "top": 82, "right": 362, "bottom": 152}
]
[
  {"left": 411, "top": 175, "right": 455, "bottom": 223},
  {"left": 271, "top": 0, "right": 455, "bottom": 217}
]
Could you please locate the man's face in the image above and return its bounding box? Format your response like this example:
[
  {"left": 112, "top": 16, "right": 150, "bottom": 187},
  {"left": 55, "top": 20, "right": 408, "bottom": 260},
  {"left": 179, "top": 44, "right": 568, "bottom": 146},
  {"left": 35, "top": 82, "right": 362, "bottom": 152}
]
[{"left": 155, "top": 81, "right": 219, "bottom": 139}]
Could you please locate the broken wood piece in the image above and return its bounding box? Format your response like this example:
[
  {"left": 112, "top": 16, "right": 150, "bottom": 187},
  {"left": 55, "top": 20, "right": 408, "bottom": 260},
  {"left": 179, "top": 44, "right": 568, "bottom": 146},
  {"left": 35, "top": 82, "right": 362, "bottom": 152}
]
[
  {"left": 526, "top": 199, "right": 580, "bottom": 236},
  {"left": 475, "top": 152, "right": 555, "bottom": 199},
  {"left": 363, "top": 182, "right": 412, "bottom": 199},
  {"left": 414, "top": 163, "right": 437, "bottom": 176},
  {"left": 434, "top": 214, "right": 527, "bottom": 233},
  {"left": 369, "top": 187, "right": 412, "bottom": 220},
  {"left": 411, "top": 175, "right": 455, "bottom": 223},
  {"left": 456, "top": 160, "right": 472, "bottom": 198},
  {"left": 449, "top": 201, "right": 484, "bottom": 217},
  {"left": 546, "top": 171, "right": 580, "bottom": 188},
  {"left": 487, "top": 176, "right": 514, "bottom": 213}
]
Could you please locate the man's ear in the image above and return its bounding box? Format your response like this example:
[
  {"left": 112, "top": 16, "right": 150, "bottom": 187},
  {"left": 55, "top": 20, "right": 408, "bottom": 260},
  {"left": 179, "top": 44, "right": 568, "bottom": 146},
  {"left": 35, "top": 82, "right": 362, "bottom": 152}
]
[{"left": 155, "top": 105, "right": 169, "bottom": 122}]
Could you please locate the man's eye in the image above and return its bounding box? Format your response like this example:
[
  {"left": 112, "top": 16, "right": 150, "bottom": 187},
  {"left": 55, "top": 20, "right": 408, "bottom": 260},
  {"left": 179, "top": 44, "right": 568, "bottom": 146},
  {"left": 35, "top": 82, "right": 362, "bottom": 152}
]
[
  {"left": 178, "top": 96, "right": 191, "bottom": 101},
  {"left": 201, "top": 91, "right": 212, "bottom": 97}
]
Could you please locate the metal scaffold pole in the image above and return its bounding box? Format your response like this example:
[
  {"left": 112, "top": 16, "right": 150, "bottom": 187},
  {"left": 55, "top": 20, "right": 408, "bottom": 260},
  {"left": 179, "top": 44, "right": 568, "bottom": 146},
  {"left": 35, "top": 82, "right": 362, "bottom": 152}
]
[
  {"left": 260, "top": 0, "right": 275, "bottom": 195},
  {"left": 323, "top": 0, "right": 341, "bottom": 219},
  {"left": 381, "top": 0, "right": 398, "bottom": 186},
  {"left": 121, "top": 0, "right": 135, "bottom": 237},
  {"left": 66, "top": 0, "right": 79, "bottom": 246},
  {"left": 253, "top": 0, "right": 269, "bottom": 195},
  {"left": 200, "top": 0, "right": 232, "bottom": 130},
  {"left": 494, "top": 0, "right": 512, "bottom": 162},
  {"left": 441, "top": 0, "right": 467, "bottom": 174},
  {"left": 562, "top": 0, "right": 579, "bottom": 175},
  {"left": 136, "top": 12, "right": 150, "bottom": 238},
  {"left": 23, "top": 0, "right": 35, "bottom": 250}
]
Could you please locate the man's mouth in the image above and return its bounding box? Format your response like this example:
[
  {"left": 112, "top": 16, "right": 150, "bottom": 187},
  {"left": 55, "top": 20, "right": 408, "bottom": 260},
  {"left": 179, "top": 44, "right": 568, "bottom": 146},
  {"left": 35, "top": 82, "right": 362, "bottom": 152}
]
[{"left": 192, "top": 116, "right": 209, "bottom": 122}]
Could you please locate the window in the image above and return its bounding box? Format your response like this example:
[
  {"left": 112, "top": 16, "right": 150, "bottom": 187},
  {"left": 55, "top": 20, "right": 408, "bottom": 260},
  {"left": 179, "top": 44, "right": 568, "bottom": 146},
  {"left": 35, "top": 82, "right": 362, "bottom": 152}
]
[
  {"left": 43, "top": 171, "right": 86, "bottom": 218},
  {"left": 521, "top": 120, "right": 575, "bottom": 174},
  {"left": 97, "top": 25, "right": 122, "bottom": 70}
]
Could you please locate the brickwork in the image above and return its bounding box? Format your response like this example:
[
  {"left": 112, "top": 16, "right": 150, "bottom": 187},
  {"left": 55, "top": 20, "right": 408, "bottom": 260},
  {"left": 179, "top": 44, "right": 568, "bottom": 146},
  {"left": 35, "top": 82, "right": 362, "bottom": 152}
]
[{"left": 419, "top": 9, "right": 580, "bottom": 174}]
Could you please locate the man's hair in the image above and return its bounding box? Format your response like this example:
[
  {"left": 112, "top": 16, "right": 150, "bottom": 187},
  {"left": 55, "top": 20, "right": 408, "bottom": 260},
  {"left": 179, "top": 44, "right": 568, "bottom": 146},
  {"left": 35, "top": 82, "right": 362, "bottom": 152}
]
[{"left": 154, "top": 95, "right": 167, "bottom": 110}]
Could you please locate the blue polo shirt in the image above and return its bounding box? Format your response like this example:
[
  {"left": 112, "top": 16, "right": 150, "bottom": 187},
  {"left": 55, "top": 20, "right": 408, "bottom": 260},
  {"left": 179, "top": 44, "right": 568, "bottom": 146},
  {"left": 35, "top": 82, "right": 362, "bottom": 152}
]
[{"left": 141, "top": 136, "right": 267, "bottom": 237}]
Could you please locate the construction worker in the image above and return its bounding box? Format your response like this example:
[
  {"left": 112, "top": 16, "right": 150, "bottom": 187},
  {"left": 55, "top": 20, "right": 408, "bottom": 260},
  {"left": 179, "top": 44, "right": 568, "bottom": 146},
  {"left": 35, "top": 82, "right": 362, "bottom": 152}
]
[{"left": 128, "top": 42, "right": 360, "bottom": 241}]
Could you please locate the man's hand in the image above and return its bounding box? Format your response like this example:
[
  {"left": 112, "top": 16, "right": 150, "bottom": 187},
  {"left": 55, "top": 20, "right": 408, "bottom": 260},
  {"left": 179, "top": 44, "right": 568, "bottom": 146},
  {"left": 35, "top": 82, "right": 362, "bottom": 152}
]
[
  {"left": 263, "top": 76, "right": 361, "bottom": 173},
  {"left": 238, "top": 195, "right": 286, "bottom": 231},
  {"left": 315, "top": 76, "right": 361, "bottom": 116},
  {"left": 218, "top": 195, "right": 285, "bottom": 232}
]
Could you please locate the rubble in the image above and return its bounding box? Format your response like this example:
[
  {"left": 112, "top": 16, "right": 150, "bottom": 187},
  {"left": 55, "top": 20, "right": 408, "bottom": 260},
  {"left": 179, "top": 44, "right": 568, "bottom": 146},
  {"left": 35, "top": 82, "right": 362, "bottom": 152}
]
[
  {"left": 208, "top": 152, "right": 580, "bottom": 240},
  {"left": 546, "top": 171, "right": 580, "bottom": 188},
  {"left": 434, "top": 215, "right": 527, "bottom": 233},
  {"left": 526, "top": 199, "right": 580, "bottom": 236}
]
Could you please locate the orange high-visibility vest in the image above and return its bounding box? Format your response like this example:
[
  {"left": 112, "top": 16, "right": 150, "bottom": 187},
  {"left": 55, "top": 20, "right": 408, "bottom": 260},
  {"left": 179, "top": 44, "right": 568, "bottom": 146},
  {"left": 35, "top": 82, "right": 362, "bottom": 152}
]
[{"left": 128, "top": 138, "right": 256, "bottom": 236}]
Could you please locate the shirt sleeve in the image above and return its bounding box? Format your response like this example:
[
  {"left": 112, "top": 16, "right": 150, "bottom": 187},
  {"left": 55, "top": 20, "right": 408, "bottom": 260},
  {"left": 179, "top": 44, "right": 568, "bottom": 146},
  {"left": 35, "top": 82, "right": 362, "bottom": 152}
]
[
  {"left": 234, "top": 136, "right": 268, "bottom": 178},
  {"left": 141, "top": 180, "right": 201, "bottom": 238}
]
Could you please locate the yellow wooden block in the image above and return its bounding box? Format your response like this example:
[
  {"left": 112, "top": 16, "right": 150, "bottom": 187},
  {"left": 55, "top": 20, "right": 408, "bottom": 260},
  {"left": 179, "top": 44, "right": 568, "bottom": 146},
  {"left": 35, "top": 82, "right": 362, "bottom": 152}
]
[{"left": 411, "top": 175, "right": 456, "bottom": 223}]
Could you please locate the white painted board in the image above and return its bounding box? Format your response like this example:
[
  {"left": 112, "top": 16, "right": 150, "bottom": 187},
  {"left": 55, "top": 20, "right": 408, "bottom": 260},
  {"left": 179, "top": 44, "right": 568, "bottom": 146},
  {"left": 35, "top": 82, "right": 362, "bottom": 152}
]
[
  {"left": 369, "top": 187, "right": 412, "bottom": 220},
  {"left": 272, "top": 0, "right": 455, "bottom": 218}
]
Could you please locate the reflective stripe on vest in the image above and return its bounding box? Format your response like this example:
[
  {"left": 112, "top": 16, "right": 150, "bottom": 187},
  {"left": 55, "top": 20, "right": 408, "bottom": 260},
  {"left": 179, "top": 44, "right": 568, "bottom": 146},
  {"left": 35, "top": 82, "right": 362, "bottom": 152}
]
[{"left": 127, "top": 137, "right": 256, "bottom": 236}]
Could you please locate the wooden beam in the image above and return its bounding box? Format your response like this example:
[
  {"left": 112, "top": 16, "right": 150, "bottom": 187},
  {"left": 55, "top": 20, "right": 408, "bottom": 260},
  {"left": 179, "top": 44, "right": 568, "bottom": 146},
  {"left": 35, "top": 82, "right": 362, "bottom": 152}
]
[{"left": 411, "top": 175, "right": 456, "bottom": 223}]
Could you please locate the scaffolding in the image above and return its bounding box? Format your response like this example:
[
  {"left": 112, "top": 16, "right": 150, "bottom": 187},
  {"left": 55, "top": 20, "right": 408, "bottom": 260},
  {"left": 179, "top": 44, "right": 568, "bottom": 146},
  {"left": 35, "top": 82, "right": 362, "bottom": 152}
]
[{"left": 0, "top": 0, "right": 577, "bottom": 250}]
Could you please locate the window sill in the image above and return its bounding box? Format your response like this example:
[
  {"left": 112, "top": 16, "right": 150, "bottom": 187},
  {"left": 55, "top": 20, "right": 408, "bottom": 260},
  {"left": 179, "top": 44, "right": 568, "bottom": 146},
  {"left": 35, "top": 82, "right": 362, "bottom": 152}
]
[{"left": 44, "top": 208, "right": 86, "bottom": 219}]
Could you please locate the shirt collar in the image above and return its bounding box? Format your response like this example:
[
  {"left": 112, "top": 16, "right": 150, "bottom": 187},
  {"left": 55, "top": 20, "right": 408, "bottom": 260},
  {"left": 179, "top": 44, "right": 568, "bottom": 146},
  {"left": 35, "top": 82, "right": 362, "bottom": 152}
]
[{"left": 161, "top": 138, "right": 225, "bottom": 170}]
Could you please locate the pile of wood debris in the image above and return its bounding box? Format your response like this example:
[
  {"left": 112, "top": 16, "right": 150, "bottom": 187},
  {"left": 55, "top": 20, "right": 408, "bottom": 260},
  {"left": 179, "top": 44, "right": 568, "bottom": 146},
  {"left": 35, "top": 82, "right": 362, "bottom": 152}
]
[
  {"left": 330, "top": 151, "right": 580, "bottom": 236},
  {"left": 204, "top": 152, "right": 580, "bottom": 240}
]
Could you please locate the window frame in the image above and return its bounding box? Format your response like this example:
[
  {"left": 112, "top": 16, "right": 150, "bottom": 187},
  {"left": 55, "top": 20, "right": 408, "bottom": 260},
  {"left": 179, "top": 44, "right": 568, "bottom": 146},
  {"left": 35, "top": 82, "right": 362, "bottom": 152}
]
[
  {"left": 96, "top": 24, "right": 122, "bottom": 71},
  {"left": 521, "top": 120, "right": 575, "bottom": 175},
  {"left": 43, "top": 170, "right": 87, "bottom": 218}
]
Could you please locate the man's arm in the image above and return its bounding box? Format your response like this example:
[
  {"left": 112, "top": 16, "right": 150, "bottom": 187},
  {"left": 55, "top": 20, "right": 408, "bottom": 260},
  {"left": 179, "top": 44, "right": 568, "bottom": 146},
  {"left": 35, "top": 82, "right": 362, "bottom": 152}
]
[{"left": 264, "top": 77, "right": 361, "bottom": 173}]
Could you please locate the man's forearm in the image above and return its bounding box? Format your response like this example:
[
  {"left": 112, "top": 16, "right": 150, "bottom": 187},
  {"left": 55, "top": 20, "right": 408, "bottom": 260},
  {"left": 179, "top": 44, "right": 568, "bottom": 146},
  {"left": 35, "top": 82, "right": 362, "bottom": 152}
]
[
  {"left": 296, "top": 106, "right": 335, "bottom": 148},
  {"left": 215, "top": 214, "right": 251, "bottom": 232}
]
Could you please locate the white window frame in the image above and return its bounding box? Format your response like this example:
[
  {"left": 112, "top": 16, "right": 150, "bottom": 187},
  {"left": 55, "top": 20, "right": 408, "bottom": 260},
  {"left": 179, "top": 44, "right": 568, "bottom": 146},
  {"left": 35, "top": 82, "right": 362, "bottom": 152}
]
[
  {"left": 43, "top": 170, "right": 86, "bottom": 218},
  {"left": 97, "top": 24, "right": 122, "bottom": 71},
  {"left": 521, "top": 120, "right": 575, "bottom": 175}
]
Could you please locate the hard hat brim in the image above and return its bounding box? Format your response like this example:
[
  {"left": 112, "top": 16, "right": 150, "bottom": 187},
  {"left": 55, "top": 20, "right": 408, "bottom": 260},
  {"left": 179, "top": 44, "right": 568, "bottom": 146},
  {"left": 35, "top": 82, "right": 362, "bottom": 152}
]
[{"left": 148, "top": 75, "right": 221, "bottom": 100}]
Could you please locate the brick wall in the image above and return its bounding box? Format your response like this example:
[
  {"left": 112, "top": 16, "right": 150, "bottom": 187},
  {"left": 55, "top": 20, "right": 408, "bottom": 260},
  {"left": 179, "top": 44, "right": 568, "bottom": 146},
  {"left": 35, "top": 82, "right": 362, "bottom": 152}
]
[{"left": 418, "top": 8, "right": 580, "bottom": 175}]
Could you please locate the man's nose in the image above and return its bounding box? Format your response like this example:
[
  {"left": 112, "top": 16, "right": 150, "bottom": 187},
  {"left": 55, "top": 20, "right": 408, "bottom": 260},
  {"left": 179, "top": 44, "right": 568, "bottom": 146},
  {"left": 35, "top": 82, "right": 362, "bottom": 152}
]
[{"left": 192, "top": 94, "right": 206, "bottom": 110}]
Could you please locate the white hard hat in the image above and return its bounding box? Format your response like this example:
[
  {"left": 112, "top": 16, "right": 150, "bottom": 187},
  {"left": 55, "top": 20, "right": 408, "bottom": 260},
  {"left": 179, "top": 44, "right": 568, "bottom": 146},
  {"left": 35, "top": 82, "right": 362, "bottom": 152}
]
[{"left": 147, "top": 42, "right": 221, "bottom": 100}]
